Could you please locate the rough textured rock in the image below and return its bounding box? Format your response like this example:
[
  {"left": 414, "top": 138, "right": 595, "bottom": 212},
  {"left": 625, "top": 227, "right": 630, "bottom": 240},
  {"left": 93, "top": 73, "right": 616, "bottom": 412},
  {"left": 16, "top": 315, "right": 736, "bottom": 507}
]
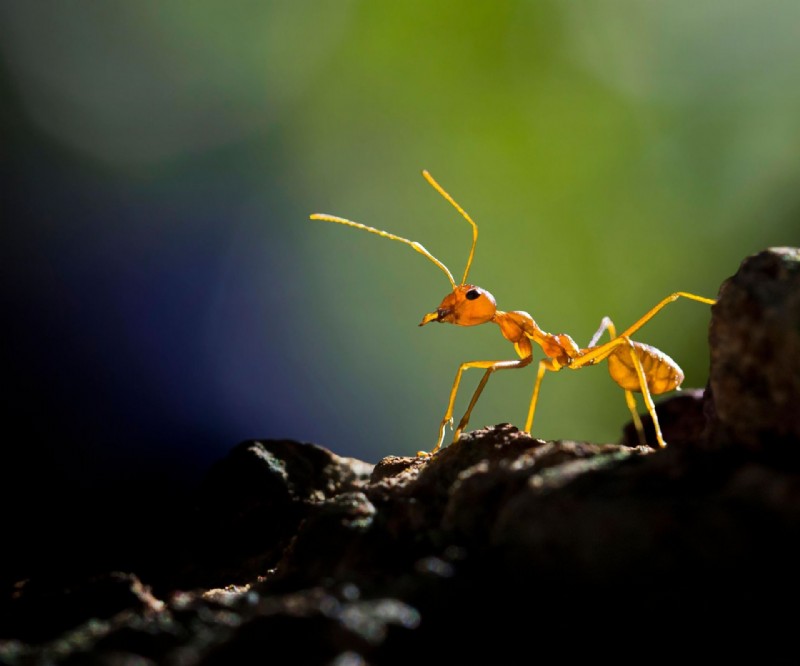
[
  {"left": 172, "top": 439, "right": 373, "bottom": 589},
  {"left": 1, "top": 248, "right": 798, "bottom": 665},
  {"left": 705, "top": 247, "right": 800, "bottom": 452}
]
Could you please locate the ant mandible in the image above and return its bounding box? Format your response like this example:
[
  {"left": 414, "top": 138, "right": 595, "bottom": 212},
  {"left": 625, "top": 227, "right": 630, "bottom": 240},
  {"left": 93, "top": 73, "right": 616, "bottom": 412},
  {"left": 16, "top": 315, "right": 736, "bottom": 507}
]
[{"left": 310, "top": 171, "right": 716, "bottom": 455}]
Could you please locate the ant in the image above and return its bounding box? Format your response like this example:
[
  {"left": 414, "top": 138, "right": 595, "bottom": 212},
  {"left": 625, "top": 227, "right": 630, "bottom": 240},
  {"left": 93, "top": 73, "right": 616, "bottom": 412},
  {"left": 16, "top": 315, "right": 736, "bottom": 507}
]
[{"left": 310, "top": 171, "right": 716, "bottom": 455}]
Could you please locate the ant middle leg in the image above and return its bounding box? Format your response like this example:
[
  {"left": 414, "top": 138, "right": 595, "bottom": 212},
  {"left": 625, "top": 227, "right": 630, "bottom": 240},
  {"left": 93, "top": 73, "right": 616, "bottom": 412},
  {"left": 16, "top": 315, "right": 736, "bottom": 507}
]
[{"left": 524, "top": 358, "right": 561, "bottom": 435}]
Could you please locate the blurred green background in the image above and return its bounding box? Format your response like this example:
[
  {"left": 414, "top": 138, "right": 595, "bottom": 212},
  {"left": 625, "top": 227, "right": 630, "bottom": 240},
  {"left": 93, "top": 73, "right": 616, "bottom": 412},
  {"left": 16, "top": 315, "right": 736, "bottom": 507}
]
[{"left": 3, "top": 0, "right": 799, "bottom": 493}]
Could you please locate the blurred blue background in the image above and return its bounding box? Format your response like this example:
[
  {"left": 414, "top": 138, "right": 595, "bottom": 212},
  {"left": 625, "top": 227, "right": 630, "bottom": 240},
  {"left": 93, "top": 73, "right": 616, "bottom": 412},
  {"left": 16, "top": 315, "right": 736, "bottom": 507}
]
[{"left": 2, "top": 2, "right": 799, "bottom": 577}]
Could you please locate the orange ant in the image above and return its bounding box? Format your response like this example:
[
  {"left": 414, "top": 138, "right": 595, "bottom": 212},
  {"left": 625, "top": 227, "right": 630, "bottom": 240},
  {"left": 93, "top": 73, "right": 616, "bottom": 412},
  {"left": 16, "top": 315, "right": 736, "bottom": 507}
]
[{"left": 310, "top": 171, "right": 716, "bottom": 455}]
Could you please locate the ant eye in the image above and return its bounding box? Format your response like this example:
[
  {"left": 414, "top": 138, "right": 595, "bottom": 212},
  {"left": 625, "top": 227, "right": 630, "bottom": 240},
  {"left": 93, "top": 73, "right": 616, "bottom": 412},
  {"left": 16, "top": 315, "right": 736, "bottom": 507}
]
[{"left": 466, "top": 289, "right": 481, "bottom": 300}]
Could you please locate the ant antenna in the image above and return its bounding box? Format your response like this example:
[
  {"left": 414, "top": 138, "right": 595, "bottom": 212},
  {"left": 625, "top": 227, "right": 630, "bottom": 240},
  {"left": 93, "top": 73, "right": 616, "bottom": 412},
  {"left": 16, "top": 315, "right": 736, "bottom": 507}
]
[
  {"left": 309, "top": 213, "right": 457, "bottom": 290},
  {"left": 421, "top": 170, "right": 478, "bottom": 286}
]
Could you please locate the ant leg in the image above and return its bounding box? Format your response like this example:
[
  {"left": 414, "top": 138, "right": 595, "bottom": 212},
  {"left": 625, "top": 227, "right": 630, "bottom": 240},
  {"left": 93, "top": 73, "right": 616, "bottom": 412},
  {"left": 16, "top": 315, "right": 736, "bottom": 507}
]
[
  {"left": 623, "top": 389, "right": 647, "bottom": 446},
  {"left": 524, "top": 358, "right": 559, "bottom": 435},
  {"left": 452, "top": 368, "right": 493, "bottom": 443},
  {"left": 522, "top": 311, "right": 626, "bottom": 442},
  {"left": 616, "top": 292, "right": 715, "bottom": 341},
  {"left": 430, "top": 362, "right": 486, "bottom": 455},
  {"left": 452, "top": 356, "right": 533, "bottom": 442},
  {"left": 622, "top": 336, "right": 666, "bottom": 448},
  {"left": 570, "top": 292, "right": 715, "bottom": 370},
  {"left": 422, "top": 358, "right": 528, "bottom": 456}
]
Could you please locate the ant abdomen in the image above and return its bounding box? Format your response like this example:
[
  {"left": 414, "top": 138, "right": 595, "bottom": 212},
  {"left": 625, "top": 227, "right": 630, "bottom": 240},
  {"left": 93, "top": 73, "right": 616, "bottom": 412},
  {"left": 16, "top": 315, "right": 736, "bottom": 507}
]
[{"left": 607, "top": 342, "right": 684, "bottom": 395}]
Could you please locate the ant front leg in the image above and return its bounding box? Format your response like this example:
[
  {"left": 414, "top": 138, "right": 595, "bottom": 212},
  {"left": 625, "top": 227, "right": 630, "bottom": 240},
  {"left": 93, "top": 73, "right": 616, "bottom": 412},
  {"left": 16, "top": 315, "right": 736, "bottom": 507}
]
[
  {"left": 422, "top": 356, "right": 532, "bottom": 457},
  {"left": 425, "top": 360, "right": 493, "bottom": 457},
  {"left": 452, "top": 356, "right": 533, "bottom": 442}
]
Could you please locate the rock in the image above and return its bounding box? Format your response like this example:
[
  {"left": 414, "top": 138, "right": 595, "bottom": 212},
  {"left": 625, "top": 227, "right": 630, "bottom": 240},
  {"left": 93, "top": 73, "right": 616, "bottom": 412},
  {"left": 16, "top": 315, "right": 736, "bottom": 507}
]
[
  {"left": 2, "top": 248, "right": 799, "bottom": 664},
  {"left": 2, "top": 572, "right": 162, "bottom": 644},
  {"left": 705, "top": 247, "right": 800, "bottom": 452},
  {"left": 172, "top": 439, "right": 373, "bottom": 589}
]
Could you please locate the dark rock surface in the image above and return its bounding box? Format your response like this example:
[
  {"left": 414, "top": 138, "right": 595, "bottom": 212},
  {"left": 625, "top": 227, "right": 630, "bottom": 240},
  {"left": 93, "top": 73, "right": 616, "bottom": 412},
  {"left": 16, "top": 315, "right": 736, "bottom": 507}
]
[
  {"left": 705, "top": 246, "right": 800, "bottom": 451},
  {"left": 2, "top": 248, "right": 798, "bottom": 664}
]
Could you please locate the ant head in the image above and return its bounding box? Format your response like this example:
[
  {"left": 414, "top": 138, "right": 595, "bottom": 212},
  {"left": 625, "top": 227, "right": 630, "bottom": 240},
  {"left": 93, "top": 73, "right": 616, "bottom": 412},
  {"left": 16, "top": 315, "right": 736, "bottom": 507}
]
[{"left": 420, "top": 284, "right": 497, "bottom": 327}]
